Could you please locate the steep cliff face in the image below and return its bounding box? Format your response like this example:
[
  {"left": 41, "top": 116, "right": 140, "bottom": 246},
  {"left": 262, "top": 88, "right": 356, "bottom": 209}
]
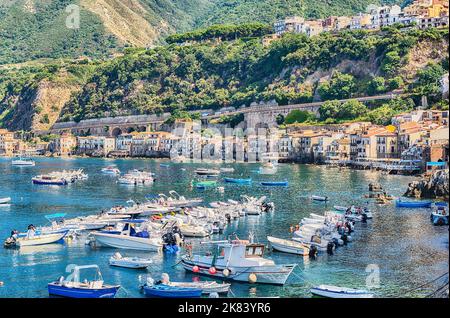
[{"left": 404, "top": 169, "right": 449, "bottom": 200}]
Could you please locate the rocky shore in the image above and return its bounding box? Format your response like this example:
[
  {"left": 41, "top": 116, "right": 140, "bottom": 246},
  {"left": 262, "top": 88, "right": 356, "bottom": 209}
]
[{"left": 404, "top": 169, "right": 449, "bottom": 200}]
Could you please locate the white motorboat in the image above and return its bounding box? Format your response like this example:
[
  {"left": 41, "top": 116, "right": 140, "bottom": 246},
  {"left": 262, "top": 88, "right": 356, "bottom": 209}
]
[
  {"left": 179, "top": 224, "right": 210, "bottom": 238},
  {"left": 101, "top": 166, "right": 121, "bottom": 175},
  {"left": 311, "top": 195, "right": 328, "bottom": 202},
  {"left": 89, "top": 220, "right": 163, "bottom": 251},
  {"left": 267, "top": 236, "right": 310, "bottom": 256},
  {"left": 168, "top": 281, "right": 231, "bottom": 294},
  {"left": 109, "top": 252, "right": 153, "bottom": 269},
  {"left": 11, "top": 157, "right": 35, "bottom": 166},
  {"left": 333, "top": 205, "right": 348, "bottom": 211},
  {"left": 0, "top": 197, "right": 11, "bottom": 204},
  {"left": 310, "top": 285, "right": 374, "bottom": 298},
  {"left": 219, "top": 167, "right": 235, "bottom": 173},
  {"left": 6, "top": 230, "right": 68, "bottom": 247},
  {"left": 195, "top": 168, "right": 220, "bottom": 176},
  {"left": 181, "top": 235, "right": 296, "bottom": 285}
]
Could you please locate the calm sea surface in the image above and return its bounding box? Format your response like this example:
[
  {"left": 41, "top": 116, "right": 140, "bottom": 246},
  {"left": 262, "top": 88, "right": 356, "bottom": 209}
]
[{"left": 0, "top": 157, "right": 448, "bottom": 298}]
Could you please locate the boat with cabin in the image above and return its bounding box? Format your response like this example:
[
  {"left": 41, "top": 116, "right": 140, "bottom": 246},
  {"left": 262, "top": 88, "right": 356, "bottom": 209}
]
[
  {"left": 11, "top": 156, "right": 35, "bottom": 166},
  {"left": 430, "top": 202, "right": 449, "bottom": 226},
  {"left": 181, "top": 234, "right": 296, "bottom": 285},
  {"left": 32, "top": 175, "right": 68, "bottom": 186}
]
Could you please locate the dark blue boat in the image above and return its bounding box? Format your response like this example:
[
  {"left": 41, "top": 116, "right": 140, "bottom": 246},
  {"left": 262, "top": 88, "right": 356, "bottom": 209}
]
[
  {"left": 143, "top": 284, "right": 202, "bottom": 298},
  {"left": 395, "top": 200, "right": 432, "bottom": 208},
  {"left": 47, "top": 265, "right": 120, "bottom": 298},
  {"left": 260, "top": 181, "right": 288, "bottom": 187}
]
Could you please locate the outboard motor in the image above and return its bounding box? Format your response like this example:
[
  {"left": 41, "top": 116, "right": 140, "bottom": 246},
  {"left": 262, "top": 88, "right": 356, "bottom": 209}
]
[
  {"left": 341, "top": 234, "right": 348, "bottom": 245},
  {"left": 225, "top": 213, "right": 231, "bottom": 223},
  {"left": 327, "top": 242, "right": 335, "bottom": 255},
  {"left": 309, "top": 245, "right": 318, "bottom": 258}
]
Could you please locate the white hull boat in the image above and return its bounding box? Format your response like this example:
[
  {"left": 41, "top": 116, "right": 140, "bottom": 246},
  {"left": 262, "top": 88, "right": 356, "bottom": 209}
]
[
  {"left": 181, "top": 237, "right": 296, "bottom": 285},
  {"left": 267, "top": 236, "right": 310, "bottom": 256},
  {"left": 167, "top": 281, "right": 231, "bottom": 294},
  {"left": 180, "top": 225, "right": 210, "bottom": 238},
  {"left": 109, "top": 253, "right": 153, "bottom": 269},
  {"left": 15, "top": 231, "right": 68, "bottom": 247},
  {"left": 311, "top": 195, "right": 328, "bottom": 202},
  {"left": 91, "top": 232, "right": 162, "bottom": 251},
  {"left": 12, "top": 158, "right": 35, "bottom": 166},
  {"left": 310, "top": 285, "right": 374, "bottom": 298},
  {"left": 0, "top": 197, "right": 11, "bottom": 204}
]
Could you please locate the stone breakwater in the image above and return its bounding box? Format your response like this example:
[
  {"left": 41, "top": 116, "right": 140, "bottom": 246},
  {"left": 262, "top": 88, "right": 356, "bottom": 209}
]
[{"left": 404, "top": 169, "right": 449, "bottom": 200}]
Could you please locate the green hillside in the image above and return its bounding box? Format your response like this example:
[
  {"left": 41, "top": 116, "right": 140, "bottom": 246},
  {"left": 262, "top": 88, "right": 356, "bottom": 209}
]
[
  {"left": 57, "top": 26, "right": 448, "bottom": 124},
  {"left": 0, "top": 0, "right": 404, "bottom": 65}
]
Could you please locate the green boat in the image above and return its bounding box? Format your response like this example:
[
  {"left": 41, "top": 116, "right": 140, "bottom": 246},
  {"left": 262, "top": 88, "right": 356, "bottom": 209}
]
[{"left": 195, "top": 181, "right": 217, "bottom": 189}]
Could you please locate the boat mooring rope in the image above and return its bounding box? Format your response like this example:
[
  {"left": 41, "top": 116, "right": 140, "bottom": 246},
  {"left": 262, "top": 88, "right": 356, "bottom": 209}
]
[{"left": 394, "top": 272, "right": 449, "bottom": 297}]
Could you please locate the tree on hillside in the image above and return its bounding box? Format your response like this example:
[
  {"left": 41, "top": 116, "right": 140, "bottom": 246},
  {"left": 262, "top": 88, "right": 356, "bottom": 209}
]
[
  {"left": 338, "top": 100, "right": 368, "bottom": 120},
  {"left": 367, "top": 77, "right": 387, "bottom": 96},
  {"left": 411, "top": 63, "right": 446, "bottom": 97},
  {"left": 317, "top": 72, "right": 356, "bottom": 100},
  {"left": 318, "top": 100, "right": 341, "bottom": 121},
  {"left": 284, "top": 109, "right": 315, "bottom": 124}
]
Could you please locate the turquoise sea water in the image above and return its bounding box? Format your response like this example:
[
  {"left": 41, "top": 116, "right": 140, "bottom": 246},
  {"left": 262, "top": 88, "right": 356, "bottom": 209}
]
[{"left": 0, "top": 157, "right": 448, "bottom": 298}]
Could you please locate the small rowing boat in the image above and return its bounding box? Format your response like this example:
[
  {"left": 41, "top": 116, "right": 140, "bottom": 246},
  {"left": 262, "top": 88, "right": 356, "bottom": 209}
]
[
  {"left": 109, "top": 252, "right": 153, "bottom": 269},
  {"left": 260, "top": 181, "right": 288, "bottom": 187},
  {"left": 310, "top": 285, "right": 373, "bottom": 298},
  {"left": 143, "top": 284, "right": 202, "bottom": 298},
  {"left": 267, "top": 236, "right": 310, "bottom": 256},
  {"left": 195, "top": 181, "right": 217, "bottom": 189},
  {"left": 311, "top": 195, "right": 328, "bottom": 202},
  {"left": 224, "top": 177, "right": 252, "bottom": 184},
  {"left": 395, "top": 200, "right": 432, "bottom": 208}
]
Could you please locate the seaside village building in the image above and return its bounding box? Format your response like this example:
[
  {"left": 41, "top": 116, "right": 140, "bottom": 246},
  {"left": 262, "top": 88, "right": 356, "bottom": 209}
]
[
  {"left": 48, "top": 132, "right": 77, "bottom": 156},
  {"left": 272, "top": 1, "right": 448, "bottom": 38},
  {"left": 0, "top": 129, "right": 16, "bottom": 156},
  {"left": 76, "top": 136, "right": 116, "bottom": 157}
]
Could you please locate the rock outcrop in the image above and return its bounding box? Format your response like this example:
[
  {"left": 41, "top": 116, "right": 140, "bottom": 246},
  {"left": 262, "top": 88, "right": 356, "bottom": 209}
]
[{"left": 404, "top": 169, "right": 449, "bottom": 200}]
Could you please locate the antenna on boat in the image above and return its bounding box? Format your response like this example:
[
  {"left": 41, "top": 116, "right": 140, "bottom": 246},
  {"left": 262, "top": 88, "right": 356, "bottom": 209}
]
[{"left": 248, "top": 231, "right": 255, "bottom": 244}]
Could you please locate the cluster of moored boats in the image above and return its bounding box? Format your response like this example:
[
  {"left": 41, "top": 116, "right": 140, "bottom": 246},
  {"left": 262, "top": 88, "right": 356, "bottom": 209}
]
[{"left": 31, "top": 169, "right": 88, "bottom": 185}]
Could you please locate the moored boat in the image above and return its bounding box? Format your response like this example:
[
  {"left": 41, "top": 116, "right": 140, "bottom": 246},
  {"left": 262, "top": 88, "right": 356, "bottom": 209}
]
[
  {"left": 89, "top": 220, "right": 163, "bottom": 251},
  {"left": 101, "top": 166, "right": 120, "bottom": 175},
  {"left": 224, "top": 177, "right": 252, "bottom": 184},
  {"left": 5, "top": 230, "right": 68, "bottom": 248},
  {"left": 395, "top": 200, "right": 432, "bottom": 208},
  {"left": 143, "top": 284, "right": 202, "bottom": 298},
  {"left": 11, "top": 157, "right": 35, "bottom": 166},
  {"left": 0, "top": 197, "right": 11, "bottom": 204},
  {"left": 195, "top": 168, "right": 220, "bottom": 176},
  {"left": 311, "top": 195, "right": 328, "bottom": 202},
  {"left": 267, "top": 236, "right": 310, "bottom": 256},
  {"left": 109, "top": 252, "right": 153, "bottom": 269},
  {"left": 32, "top": 175, "right": 68, "bottom": 186},
  {"left": 430, "top": 203, "right": 449, "bottom": 226},
  {"left": 260, "top": 181, "right": 288, "bottom": 187},
  {"left": 48, "top": 265, "right": 120, "bottom": 298},
  {"left": 181, "top": 234, "right": 296, "bottom": 285},
  {"left": 310, "top": 285, "right": 373, "bottom": 298}
]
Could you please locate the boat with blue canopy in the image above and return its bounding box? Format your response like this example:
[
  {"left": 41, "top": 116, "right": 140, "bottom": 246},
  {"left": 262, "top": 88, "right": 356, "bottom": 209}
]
[
  {"left": 395, "top": 200, "right": 432, "bottom": 208},
  {"left": 224, "top": 177, "right": 252, "bottom": 184},
  {"left": 260, "top": 181, "right": 288, "bottom": 187},
  {"left": 48, "top": 265, "right": 120, "bottom": 298}
]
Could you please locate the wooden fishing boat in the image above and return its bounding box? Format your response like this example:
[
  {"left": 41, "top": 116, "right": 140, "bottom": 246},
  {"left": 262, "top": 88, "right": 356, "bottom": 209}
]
[{"left": 267, "top": 236, "right": 310, "bottom": 256}]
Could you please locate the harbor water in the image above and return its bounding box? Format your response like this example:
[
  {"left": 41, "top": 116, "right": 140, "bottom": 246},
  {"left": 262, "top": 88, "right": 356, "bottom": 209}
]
[{"left": 0, "top": 157, "right": 448, "bottom": 298}]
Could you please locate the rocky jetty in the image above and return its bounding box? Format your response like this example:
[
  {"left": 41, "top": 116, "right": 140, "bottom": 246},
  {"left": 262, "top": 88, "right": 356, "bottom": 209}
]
[{"left": 404, "top": 169, "right": 449, "bottom": 200}]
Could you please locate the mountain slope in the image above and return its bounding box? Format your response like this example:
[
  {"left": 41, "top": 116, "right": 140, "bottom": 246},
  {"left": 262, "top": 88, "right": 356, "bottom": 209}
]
[{"left": 0, "top": 0, "right": 403, "bottom": 64}]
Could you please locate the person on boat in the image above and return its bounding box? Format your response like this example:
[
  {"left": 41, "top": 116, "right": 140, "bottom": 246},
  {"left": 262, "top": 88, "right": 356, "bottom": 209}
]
[
  {"left": 154, "top": 273, "right": 170, "bottom": 285},
  {"left": 10, "top": 230, "right": 18, "bottom": 239},
  {"left": 26, "top": 225, "right": 36, "bottom": 239}
]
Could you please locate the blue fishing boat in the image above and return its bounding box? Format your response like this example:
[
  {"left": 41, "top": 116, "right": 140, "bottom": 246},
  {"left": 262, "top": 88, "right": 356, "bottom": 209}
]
[
  {"left": 395, "top": 200, "right": 432, "bottom": 208},
  {"left": 430, "top": 203, "right": 449, "bottom": 226},
  {"left": 143, "top": 284, "right": 202, "bottom": 298},
  {"left": 48, "top": 265, "right": 120, "bottom": 298},
  {"left": 260, "top": 181, "right": 288, "bottom": 187},
  {"left": 224, "top": 177, "right": 252, "bottom": 184}
]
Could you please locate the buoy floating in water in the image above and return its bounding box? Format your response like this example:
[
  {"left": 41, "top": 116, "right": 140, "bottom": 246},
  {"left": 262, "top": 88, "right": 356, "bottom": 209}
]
[{"left": 248, "top": 273, "right": 257, "bottom": 283}]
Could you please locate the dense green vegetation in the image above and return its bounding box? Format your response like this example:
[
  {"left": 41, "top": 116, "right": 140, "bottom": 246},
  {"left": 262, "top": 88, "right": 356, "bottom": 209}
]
[
  {"left": 0, "top": 0, "right": 403, "bottom": 64},
  {"left": 58, "top": 26, "right": 448, "bottom": 123}
]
